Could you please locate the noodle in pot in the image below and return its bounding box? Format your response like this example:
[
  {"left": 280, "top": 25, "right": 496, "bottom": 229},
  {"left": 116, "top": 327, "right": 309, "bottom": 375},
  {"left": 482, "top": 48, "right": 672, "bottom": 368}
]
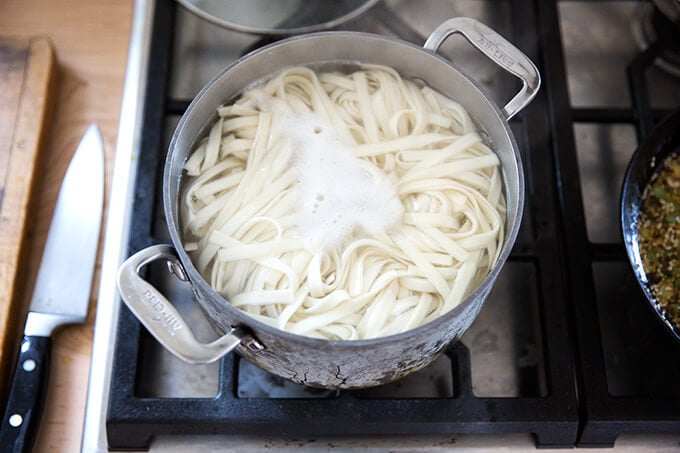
[{"left": 181, "top": 65, "right": 505, "bottom": 340}]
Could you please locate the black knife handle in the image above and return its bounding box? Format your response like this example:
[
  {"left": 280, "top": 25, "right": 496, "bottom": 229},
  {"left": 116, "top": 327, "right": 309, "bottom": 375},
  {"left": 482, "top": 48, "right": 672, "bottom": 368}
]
[{"left": 0, "top": 336, "right": 51, "bottom": 453}]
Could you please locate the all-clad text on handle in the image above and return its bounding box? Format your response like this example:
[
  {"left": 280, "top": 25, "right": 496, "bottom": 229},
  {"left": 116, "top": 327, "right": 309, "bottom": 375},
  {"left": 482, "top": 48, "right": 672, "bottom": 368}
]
[
  {"left": 116, "top": 244, "right": 263, "bottom": 364},
  {"left": 424, "top": 17, "right": 540, "bottom": 120}
]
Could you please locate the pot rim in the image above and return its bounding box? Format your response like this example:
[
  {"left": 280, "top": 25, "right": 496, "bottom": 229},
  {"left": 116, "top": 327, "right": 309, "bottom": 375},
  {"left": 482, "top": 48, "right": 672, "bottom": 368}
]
[{"left": 164, "top": 29, "right": 526, "bottom": 347}]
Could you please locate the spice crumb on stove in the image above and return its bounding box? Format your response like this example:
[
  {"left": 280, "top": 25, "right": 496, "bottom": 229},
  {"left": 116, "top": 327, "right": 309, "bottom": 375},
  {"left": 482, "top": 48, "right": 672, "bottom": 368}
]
[{"left": 638, "top": 153, "right": 680, "bottom": 329}]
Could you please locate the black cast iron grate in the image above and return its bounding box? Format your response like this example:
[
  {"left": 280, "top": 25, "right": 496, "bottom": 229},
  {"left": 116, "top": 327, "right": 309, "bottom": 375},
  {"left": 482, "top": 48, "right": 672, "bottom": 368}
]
[
  {"left": 106, "top": 0, "right": 680, "bottom": 450},
  {"left": 542, "top": 0, "right": 680, "bottom": 447}
]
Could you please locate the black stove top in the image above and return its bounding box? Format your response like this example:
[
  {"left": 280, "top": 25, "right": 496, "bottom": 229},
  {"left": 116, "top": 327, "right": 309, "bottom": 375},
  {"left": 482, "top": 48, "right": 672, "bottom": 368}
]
[{"left": 106, "top": 0, "right": 680, "bottom": 449}]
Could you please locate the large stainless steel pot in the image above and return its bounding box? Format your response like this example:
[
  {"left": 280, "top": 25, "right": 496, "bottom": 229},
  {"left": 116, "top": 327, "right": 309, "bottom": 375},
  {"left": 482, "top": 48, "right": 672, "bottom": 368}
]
[{"left": 117, "top": 17, "right": 540, "bottom": 389}]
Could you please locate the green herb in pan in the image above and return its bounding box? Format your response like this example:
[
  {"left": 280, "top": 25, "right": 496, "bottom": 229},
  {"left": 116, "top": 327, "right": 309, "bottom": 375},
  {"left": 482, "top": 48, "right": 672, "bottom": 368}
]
[{"left": 638, "top": 153, "right": 680, "bottom": 329}]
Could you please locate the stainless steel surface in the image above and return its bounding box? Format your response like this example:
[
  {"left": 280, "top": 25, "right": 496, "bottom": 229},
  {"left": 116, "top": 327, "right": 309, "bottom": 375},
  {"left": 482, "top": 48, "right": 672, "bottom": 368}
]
[
  {"left": 24, "top": 124, "right": 104, "bottom": 337},
  {"left": 560, "top": 2, "right": 680, "bottom": 108},
  {"left": 175, "top": 0, "right": 379, "bottom": 35},
  {"left": 81, "top": 0, "right": 156, "bottom": 450},
  {"left": 574, "top": 124, "right": 637, "bottom": 243},
  {"left": 23, "top": 312, "right": 85, "bottom": 337},
  {"left": 83, "top": 0, "right": 680, "bottom": 450},
  {"left": 141, "top": 433, "right": 680, "bottom": 452},
  {"left": 168, "top": 0, "right": 517, "bottom": 103},
  {"left": 117, "top": 244, "right": 262, "bottom": 364},
  {"left": 139, "top": 19, "right": 529, "bottom": 389},
  {"left": 423, "top": 17, "right": 540, "bottom": 120},
  {"left": 560, "top": 2, "right": 680, "bottom": 243}
]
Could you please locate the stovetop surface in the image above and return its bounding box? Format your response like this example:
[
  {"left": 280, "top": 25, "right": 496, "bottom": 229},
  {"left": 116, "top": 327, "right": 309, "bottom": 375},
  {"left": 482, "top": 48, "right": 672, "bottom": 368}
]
[{"left": 93, "top": 0, "right": 680, "bottom": 450}]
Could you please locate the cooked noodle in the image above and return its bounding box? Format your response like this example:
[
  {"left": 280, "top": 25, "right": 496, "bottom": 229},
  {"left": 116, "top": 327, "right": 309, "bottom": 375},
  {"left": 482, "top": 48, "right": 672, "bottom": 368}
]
[{"left": 182, "top": 65, "right": 505, "bottom": 340}]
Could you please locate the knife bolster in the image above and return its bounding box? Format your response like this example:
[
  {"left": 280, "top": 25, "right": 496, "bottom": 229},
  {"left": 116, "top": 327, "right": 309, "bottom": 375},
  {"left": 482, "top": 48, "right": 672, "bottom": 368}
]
[{"left": 24, "top": 311, "right": 84, "bottom": 337}]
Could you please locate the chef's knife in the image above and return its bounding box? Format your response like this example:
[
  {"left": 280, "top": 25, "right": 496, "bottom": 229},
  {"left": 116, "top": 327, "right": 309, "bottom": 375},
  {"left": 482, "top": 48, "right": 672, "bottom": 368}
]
[{"left": 0, "top": 124, "right": 104, "bottom": 453}]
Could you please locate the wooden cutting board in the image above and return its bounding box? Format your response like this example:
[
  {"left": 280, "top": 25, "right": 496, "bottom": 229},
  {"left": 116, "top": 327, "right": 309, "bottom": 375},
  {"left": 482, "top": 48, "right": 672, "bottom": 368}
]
[{"left": 0, "top": 37, "right": 56, "bottom": 401}]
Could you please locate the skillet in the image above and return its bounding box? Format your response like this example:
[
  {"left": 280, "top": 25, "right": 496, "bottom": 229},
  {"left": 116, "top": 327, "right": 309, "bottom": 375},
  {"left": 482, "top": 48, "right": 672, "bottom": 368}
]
[{"left": 621, "top": 109, "right": 680, "bottom": 343}]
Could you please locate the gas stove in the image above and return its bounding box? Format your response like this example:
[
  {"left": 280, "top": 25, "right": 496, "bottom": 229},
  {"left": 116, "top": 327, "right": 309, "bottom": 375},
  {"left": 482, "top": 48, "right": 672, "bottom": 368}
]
[{"left": 83, "top": 1, "right": 680, "bottom": 451}]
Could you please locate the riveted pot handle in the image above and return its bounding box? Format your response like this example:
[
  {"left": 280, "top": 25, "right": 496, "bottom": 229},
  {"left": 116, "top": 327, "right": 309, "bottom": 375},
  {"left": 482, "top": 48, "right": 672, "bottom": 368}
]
[
  {"left": 116, "top": 244, "right": 264, "bottom": 364},
  {"left": 424, "top": 17, "right": 540, "bottom": 120}
]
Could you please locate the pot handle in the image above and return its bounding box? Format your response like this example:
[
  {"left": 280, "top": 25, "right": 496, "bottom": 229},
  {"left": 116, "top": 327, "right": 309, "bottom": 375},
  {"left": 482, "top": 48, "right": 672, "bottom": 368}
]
[
  {"left": 116, "top": 244, "right": 264, "bottom": 364},
  {"left": 424, "top": 17, "right": 540, "bottom": 121}
]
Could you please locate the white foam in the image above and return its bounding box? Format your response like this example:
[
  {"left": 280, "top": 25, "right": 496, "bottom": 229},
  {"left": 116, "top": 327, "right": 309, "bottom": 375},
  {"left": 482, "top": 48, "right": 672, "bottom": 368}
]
[{"left": 279, "top": 112, "right": 403, "bottom": 248}]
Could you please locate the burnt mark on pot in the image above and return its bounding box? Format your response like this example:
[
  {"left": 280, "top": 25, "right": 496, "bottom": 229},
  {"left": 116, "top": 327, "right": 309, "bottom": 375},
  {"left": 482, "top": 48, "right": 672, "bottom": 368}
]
[
  {"left": 290, "top": 371, "right": 310, "bottom": 386},
  {"left": 334, "top": 366, "right": 348, "bottom": 387}
]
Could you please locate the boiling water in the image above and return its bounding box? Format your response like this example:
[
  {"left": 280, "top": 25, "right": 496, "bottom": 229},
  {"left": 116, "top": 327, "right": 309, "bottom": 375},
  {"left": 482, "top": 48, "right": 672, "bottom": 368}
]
[{"left": 280, "top": 112, "right": 403, "bottom": 248}]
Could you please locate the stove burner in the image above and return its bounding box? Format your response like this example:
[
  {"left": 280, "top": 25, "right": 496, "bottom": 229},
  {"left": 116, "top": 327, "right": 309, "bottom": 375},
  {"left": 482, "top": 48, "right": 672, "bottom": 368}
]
[{"left": 633, "top": 3, "right": 680, "bottom": 77}]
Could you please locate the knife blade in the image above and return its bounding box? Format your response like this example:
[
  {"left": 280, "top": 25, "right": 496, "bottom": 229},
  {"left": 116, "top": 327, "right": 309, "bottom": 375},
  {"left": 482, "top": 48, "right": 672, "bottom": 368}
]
[{"left": 0, "top": 124, "right": 104, "bottom": 453}]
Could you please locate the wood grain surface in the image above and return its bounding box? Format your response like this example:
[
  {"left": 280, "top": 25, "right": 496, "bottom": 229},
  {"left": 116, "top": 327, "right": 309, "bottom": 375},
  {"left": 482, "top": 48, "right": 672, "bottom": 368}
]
[
  {"left": 0, "top": 36, "right": 56, "bottom": 410},
  {"left": 0, "top": 1, "right": 133, "bottom": 451}
]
